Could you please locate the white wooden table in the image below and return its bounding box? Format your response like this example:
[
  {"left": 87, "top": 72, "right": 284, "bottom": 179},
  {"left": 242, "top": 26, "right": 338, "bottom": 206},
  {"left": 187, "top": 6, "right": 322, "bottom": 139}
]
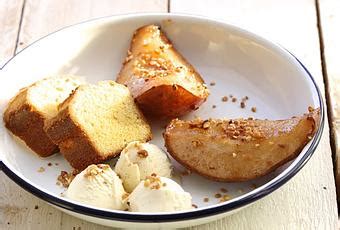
[{"left": 0, "top": 0, "right": 339, "bottom": 229}]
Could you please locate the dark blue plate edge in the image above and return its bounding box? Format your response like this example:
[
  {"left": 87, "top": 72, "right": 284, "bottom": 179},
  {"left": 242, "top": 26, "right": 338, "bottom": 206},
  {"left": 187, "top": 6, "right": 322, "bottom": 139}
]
[{"left": 0, "top": 14, "right": 325, "bottom": 223}]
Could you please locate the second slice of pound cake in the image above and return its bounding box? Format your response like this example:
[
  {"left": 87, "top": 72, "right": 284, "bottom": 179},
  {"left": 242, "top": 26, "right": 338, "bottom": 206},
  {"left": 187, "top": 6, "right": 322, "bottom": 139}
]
[
  {"left": 44, "top": 81, "right": 152, "bottom": 170},
  {"left": 3, "top": 75, "right": 85, "bottom": 157}
]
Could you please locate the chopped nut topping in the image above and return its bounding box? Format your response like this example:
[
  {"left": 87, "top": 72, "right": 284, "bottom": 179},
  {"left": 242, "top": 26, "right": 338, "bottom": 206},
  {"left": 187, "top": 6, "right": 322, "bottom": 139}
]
[
  {"left": 144, "top": 175, "right": 164, "bottom": 190},
  {"left": 255, "top": 143, "right": 260, "bottom": 147},
  {"left": 232, "top": 152, "right": 237, "bottom": 158},
  {"left": 251, "top": 107, "right": 257, "bottom": 113},
  {"left": 202, "top": 120, "right": 210, "bottom": 129},
  {"left": 37, "top": 167, "right": 45, "bottom": 173},
  {"left": 203, "top": 197, "right": 209, "bottom": 202},
  {"left": 137, "top": 149, "right": 149, "bottom": 158},
  {"left": 308, "top": 106, "right": 314, "bottom": 112},
  {"left": 308, "top": 135, "right": 313, "bottom": 140},
  {"left": 84, "top": 165, "right": 108, "bottom": 178},
  {"left": 192, "top": 140, "right": 203, "bottom": 147},
  {"left": 57, "top": 170, "right": 79, "bottom": 188},
  {"left": 222, "top": 96, "right": 228, "bottom": 102}
]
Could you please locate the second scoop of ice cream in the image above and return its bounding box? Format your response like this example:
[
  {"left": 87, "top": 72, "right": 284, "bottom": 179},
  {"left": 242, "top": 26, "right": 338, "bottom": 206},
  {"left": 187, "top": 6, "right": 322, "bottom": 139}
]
[
  {"left": 115, "top": 141, "right": 172, "bottom": 192},
  {"left": 128, "top": 176, "right": 193, "bottom": 212}
]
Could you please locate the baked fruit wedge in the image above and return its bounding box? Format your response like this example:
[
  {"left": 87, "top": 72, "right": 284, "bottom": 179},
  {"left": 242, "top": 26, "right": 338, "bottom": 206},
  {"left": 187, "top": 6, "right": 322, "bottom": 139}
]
[
  {"left": 164, "top": 108, "right": 320, "bottom": 181},
  {"left": 116, "top": 25, "right": 209, "bottom": 118}
]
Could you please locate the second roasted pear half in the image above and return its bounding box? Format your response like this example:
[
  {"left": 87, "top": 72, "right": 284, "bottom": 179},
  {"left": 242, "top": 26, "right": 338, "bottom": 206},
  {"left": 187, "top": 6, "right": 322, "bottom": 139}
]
[{"left": 164, "top": 108, "right": 320, "bottom": 182}]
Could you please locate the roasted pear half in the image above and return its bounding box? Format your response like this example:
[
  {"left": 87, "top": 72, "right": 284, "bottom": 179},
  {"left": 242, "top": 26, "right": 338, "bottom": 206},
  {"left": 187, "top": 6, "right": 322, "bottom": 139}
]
[
  {"left": 116, "top": 25, "right": 209, "bottom": 118},
  {"left": 164, "top": 108, "right": 320, "bottom": 181}
]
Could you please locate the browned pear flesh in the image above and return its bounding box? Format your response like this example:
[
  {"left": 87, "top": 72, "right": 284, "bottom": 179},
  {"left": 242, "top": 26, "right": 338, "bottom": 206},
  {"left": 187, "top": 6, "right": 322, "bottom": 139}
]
[
  {"left": 164, "top": 108, "right": 320, "bottom": 182},
  {"left": 116, "top": 24, "right": 209, "bottom": 118}
]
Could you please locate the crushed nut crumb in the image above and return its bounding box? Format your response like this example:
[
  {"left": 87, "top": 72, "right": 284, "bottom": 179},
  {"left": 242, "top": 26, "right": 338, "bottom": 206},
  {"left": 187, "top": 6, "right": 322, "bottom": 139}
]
[
  {"left": 203, "top": 197, "right": 209, "bottom": 202},
  {"left": 222, "top": 96, "right": 228, "bottom": 102},
  {"left": 137, "top": 149, "right": 149, "bottom": 158},
  {"left": 232, "top": 152, "right": 237, "bottom": 158},
  {"left": 219, "top": 194, "right": 231, "bottom": 202},
  {"left": 192, "top": 140, "right": 203, "bottom": 147},
  {"left": 47, "top": 162, "right": 52, "bottom": 167},
  {"left": 37, "top": 167, "right": 45, "bottom": 173},
  {"left": 192, "top": 204, "right": 198, "bottom": 208},
  {"left": 210, "top": 81, "right": 216, "bottom": 86},
  {"left": 232, "top": 97, "right": 237, "bottom": 103},
  {"left": 212, "top": 105, "right": 217, "bottom": 109},
  {"left": 57, "top": 170, "right": 79, "bottom": 188},
  {"left": 214, "top": 193, "right": 222, "bottom": 198},
  {"left": 240, "top": 101, "right": 246, "bottom": 108},
  {"left": 255, "top": 143, "right": 260, "bottom": 147},
  {"left": 251, "top": 107, "right": 257, "bottom": 113}
]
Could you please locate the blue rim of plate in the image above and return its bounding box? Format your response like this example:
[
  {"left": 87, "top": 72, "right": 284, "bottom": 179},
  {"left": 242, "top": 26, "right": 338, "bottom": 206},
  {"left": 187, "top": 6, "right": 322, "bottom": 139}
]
[{"left": 0, "top": 13, "right": 324, "bottom": 223}]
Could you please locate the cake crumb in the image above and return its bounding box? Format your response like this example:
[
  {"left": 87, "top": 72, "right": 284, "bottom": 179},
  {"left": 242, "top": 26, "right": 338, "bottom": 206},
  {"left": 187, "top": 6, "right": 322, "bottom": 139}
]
[
  {"left": 251, "top": 107, "right": 257, "bottom": 112},
  {"left": 222, "top": 96, "right": 228, "bottom": 102},
  {"left": 37, "top": 167, "right": 45, "bottom": 173}
]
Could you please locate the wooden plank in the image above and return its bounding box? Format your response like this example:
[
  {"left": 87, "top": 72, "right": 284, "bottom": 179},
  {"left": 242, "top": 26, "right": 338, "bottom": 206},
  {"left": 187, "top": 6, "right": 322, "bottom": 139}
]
[
  {"left": 317, "top": 0, "right": 340, "bottom": 200},
  {"left": 17, "top": 0, "right": 167, "bottom": 52},
  {"left": 0, "top": 0, "right": 24, "bottom": 66},
  {"left": 170, "top": 0, "right": 338, "bottom": 229},
  {"left": 1, "top": 1, "right": 167, "bottom": 230}
]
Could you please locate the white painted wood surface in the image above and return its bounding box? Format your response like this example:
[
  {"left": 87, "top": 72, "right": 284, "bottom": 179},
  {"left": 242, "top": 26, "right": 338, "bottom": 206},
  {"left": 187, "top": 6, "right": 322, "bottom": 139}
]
[
  {"left": 318, "top": 0, "right": 340, "bottom": 197},
  {"left": 0, "top": 0, "right": 24, "bottom": 66},
  {"left": 0, "top": 0, "right": 338, "bottom": 229}
]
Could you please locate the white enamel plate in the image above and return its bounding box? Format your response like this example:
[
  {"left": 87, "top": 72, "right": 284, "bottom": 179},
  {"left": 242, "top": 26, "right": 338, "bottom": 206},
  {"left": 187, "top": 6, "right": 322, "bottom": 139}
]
[{"left": 0, "top": 14, "right": 323, "bottom": 228}]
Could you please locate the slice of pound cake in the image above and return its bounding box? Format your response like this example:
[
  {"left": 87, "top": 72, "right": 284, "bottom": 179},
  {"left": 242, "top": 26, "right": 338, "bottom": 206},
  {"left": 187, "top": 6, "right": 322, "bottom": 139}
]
[
  {"left": 44, "top": 81, "right": 152, "bottom": 170},
  {"left": 3, "top": 76, "right": 84, "bottom": 157}
]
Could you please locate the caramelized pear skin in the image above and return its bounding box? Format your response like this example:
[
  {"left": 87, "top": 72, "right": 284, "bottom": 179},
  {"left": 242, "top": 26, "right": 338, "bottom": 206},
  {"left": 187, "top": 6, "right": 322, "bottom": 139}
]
[
  {"left": 116, "top": 25, "right": 209, "bottom": 119},
  {"left": 164, "top": 108, "right": 320, "bottom": 182}
]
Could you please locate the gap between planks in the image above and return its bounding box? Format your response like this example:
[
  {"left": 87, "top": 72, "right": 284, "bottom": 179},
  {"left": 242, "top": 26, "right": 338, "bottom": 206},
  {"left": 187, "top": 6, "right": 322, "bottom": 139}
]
[
  {"left": 315, "top": 0, "right": 339, "bottom": 203},
  {"left": 13, "top": 0, "right": 26, "bottom": 56}
]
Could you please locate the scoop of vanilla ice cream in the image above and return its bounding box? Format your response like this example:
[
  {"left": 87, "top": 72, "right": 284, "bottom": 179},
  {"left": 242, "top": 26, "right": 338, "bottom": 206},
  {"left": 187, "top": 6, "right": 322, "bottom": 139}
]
[
  {"left": 115, "top": 141, "right": 172, "bottom": 192},
  {"left": 66, "top": 164, "right": 127, "bottom": 210},
  {"left": 128, "top": 176, "right": 192, "bottom": 212}
]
